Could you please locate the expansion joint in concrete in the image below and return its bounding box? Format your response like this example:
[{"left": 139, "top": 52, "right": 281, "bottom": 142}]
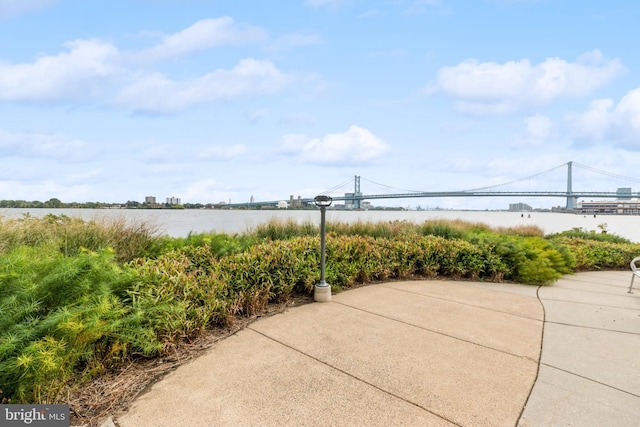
[
  {"left": 246, "top": 326, "right": 462, "bottom": 426},
  {"left": 539, "top": 363, "right": 640, "bottom": 399},
  {"left": 517, "top": 285, "right": 546, "bottom": 425},
  {"left": 543, "top": 320, "right": 640, "bottom": 335},
  {"left": 332, "top": 300, "right": 538, "bottom": 362},
  {"left": 378, "top": 284, "right": 541, "bottom": 321}
]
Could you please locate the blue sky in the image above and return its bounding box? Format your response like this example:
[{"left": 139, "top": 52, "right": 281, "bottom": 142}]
[{"left": 1, "top": 0, "right": 640, "bottom": 209}]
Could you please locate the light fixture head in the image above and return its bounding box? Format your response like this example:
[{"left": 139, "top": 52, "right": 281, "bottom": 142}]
[{"left": 314, "top": 195, "right": 333, "bottom": 207}]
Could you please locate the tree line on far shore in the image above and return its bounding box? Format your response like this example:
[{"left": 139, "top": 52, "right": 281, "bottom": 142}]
[{"left": 0, "top": 199, "right": 196, "bottom": 209}]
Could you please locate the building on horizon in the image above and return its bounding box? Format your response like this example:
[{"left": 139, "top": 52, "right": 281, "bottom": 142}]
[
  {"left": 289, "top": 195, "right": 303, "bottom": 208},
  {"left": 509, "top": 202, "right": 533, "bottom": 212},
  {"left": 166, "top": 196, "right": 181, "bottom": 205},
  {"left": 616, "top": 187, "right": 633, "bottom": 200},
  {"left": 145, "top": 196, "right": 156, "bottom": 204},
  {"left": 579, "top": 199, "right": 640, "bottom": 215}
]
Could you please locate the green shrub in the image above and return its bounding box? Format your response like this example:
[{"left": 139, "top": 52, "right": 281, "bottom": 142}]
[
  {"left": 551, "top": 237, "right": 639, "bottom": 270},
  {"left": 548, "top": 227, "right": 631, "bottom": 244},
  {"left": 128, "top": 248, "right": 229, "bottom": 342},
  {"left": 0, "top": 246, "right": 158, "bottom": 403},
  {"left": 326, "top": 235, "right": 389, "bottom": 287},
  {"left": 469, "top": 234, "right": 574, "bottom": 285}
]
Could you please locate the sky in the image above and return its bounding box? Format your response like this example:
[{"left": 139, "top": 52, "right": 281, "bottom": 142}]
[{"left": 1, "top": 0, "right": 640, "bottom": 210}]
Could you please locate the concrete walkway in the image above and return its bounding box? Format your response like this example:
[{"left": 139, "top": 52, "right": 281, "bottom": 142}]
[
  {"left": 519, "top": 271, "right": 640, "bottom": 426},
  {"left": 115, "top": 272, "right": 639, "bottom": 427}
]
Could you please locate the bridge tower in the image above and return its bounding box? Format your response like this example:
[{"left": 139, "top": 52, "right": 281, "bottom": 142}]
[
  {"left": 566, "top": 161, "right": 574, "bottom": 210},
  {"left": 354, "top": 175, "right": 362, "bottom": 209}
]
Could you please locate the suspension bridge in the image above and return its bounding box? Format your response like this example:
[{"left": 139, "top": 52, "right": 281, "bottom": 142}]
[{"left": 228, "top": 161, "right": 640, "bottom": 210}]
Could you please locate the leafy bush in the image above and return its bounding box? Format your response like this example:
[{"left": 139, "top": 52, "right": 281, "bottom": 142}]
[
  {"left": 0, "top": 246, "right": 158, "bottom": 403},
  {"left": 469, "top": 234, "right": 575, "bottom": 285},
  {"left": 548, "top": 227, "right": 631, "bottom": 244},
  {"left": 214, "top": 238, "right": 319, "bottom": 316},
  {"left": 551, "top": 236, "right": 639, "bottom": 270},
  {"left": 128, "top": 248, "right": 229, "bottom": 343}
]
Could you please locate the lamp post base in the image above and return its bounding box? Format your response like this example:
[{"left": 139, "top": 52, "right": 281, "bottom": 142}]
[{"left": 314, "top": 284, "right": 332, "bottom": 302}]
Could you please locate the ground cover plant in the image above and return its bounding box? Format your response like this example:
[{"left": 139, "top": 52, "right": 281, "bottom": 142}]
[{"left": 1, "top": 214, "right": 638, "bottom": 423}]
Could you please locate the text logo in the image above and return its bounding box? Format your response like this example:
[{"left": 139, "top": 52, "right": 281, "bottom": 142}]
[{"left": 1, "top": 405, "right": 69, "bottom": 426}]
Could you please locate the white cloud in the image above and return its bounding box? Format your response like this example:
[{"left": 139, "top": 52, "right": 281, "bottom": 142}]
[
  {"left": 279, "top": 125, "right": 389, "bottom": 165},
  {"left": 566, "top": 98, "right": 614, "bottom": 142},
  {"left": 0, "top": 39, "right": 120, "bottom": 102},
  {"left": 115, "top": 59, "right": 291, "bottom": 113},
  {"left": 0, "top": 129, "right": 95, "bottom": 161},
  {"left": 426, "top": 50, "right": 625, "bottom": 115},
  {"left": 0, "top": 0, "right": 56, "bottom": 20},
  {"left": 0, "top": 18, "right": 271, "bottom": 107},
  {"left": 513, "top": 113, "right": 556, "bottom": 147},
  {"left": 567, "top": 88, "right": 640, "bottom": 149},
  {"left": 138, "top": 17, "right": 266, "bottom": 62},
  {"left": 0, "top": 18, "right": 305, "bottom": 110},
  {"left": 198, "top": 144, "right": 247, "bottom": 160}
]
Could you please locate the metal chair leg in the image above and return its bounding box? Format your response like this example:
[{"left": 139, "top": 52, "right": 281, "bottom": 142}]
[{"left": 629, "top": 274, "right": 636, "bottom": 294}]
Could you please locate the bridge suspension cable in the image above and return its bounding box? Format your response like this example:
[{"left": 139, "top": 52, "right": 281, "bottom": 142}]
[
  {"left": 461, "top": 162, "right": 568, "bottom": 192},
  {"left": 573, "top": 162, "right": 640, "bottom": 183},
  {"left": 360, "top": 177, "right": 426, "bottom": 194},
  {"left": 319, "top": 176, "right": 355, "bottom": 195},
  {"left": 362, "top": 162, "right": 569, "bottom": 194}
]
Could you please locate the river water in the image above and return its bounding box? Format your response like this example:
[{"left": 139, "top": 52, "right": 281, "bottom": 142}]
[{"left": 1, "top": 208, "right": 639, "bottom": 243}]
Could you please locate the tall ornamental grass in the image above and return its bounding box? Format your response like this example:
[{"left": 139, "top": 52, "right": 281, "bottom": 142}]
[{"left": 0, "top": 214, "right": 160, "bottom": 263}]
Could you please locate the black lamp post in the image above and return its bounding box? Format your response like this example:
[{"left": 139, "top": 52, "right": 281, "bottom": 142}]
[{"left": 314, "top": 195, "right": 332, "bottom": 302}]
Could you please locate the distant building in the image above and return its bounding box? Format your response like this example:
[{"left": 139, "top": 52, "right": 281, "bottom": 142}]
[
  {"left": 166, "top": 196, "right": 181, "bottom": 205},
  {"left": 277, "top": 201, "right": 288, "bottom": 209},
  {"left": 580, "top": 200, "right": 640, "bottom": 215},
  {"left": 509, "top": 202, "right": 533, "bottom": 212},
  {"left": 617, "top": 187, "right": 633, "bottom": 200},
  {"left": 289, "top": 195, "right": 303, "bottom": 208},
  {"left": 145, "top": 196, "right": 156, "bottom": 204}
]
